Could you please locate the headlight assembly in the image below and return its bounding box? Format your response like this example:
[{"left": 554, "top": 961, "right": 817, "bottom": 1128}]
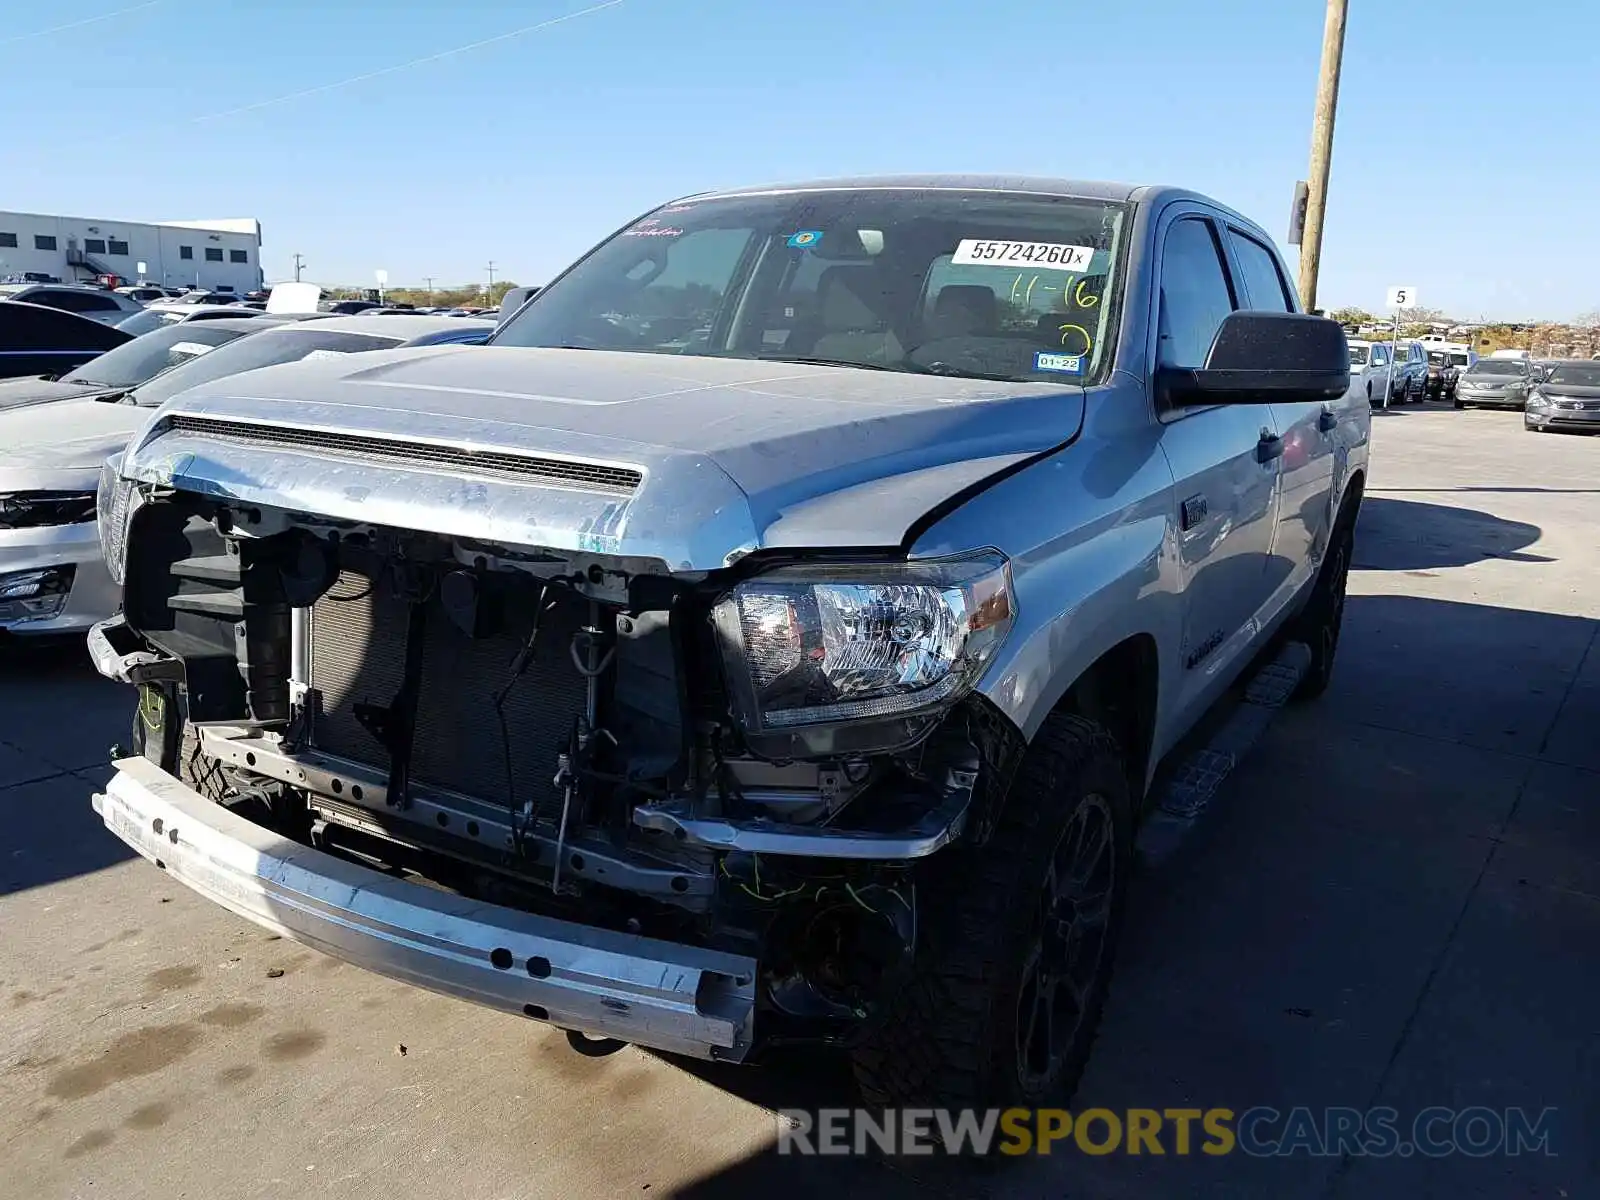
[
  {"left": 0, "top": 490, "right": 97, "bottom": 531},
  {"left": 1526, "top": 390, "right": 1550, "bottom": 408},
  {"left": 96, "top": 455, "right": 140, "bottom": 586},
  {"left": 714, "top": 553, "right": 1015, "bottom": 748}
]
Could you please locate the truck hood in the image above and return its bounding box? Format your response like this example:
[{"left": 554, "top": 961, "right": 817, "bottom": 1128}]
[
  {"left": 124, "top": 346, "right": 1085, "bottom": 571},
  {"left": 0, "top": 397, "right": 147, "bottom": 492}
]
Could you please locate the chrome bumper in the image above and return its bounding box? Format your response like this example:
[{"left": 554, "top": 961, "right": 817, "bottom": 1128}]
[{"left": 93, "top": 756, "right": 758, "bottom": 1061}]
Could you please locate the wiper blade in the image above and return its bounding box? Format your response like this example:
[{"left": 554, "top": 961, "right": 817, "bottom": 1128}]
[
  {"left": 909, "top": 360, "right": 1022, "bottom": 382},
  {"left": 762, "top": 356, "right": 893, "bottom": 371}
]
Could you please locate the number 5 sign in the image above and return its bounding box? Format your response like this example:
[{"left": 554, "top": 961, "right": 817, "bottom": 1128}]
[{"left": 1386, "top": 285, "right": 1418, "bottom": 309}]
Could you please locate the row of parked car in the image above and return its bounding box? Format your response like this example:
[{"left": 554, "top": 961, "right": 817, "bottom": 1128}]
[
  {"left": 0, "top": 292, "right": 523, "bottom": 636},
  {"left": 1343, "top": 336, "right": 1600, "bottom": 432}
]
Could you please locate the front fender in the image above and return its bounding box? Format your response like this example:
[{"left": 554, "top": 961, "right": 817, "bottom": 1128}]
[{"left": 909, "top": 383, "right": 1180, "bottom": 750}]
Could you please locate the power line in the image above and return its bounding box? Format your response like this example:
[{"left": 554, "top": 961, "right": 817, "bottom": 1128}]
[
  {"left": 0, "top": 0, "right": 168, "bottom": 47},
  {"left": 190, "top": 0, "right": 626, "bottom": 124}
]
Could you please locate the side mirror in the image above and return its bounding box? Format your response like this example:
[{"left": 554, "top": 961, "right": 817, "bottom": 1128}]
[{"left": 1157, "top": 311, "right": 1350, "bottom": 406}]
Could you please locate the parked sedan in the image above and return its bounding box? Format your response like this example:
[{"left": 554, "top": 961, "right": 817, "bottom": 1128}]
[
  {"left": 0, "top": 283, "right": 145, "bottom": 326},
  {"left": 0, "top": 299, "right": 131, "bottom": 381},
  {"left": 1524, "top": 360, "right": 1600, "bottom": 433},
  {"left": 0, "top": 315, "right": 483, "bottom": 639},
  {"left": 1454, "top": 358, "right": 1534, "bottom": 409},
  {"left": 0, "top": 317, "right": 280, "bottom": 414},
  {"left": 115, "top": 302, "right": 271, "bottom": 338}
]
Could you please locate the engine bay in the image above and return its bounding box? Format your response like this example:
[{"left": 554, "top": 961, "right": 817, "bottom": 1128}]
[{"left": 119, "top": 491, "right": 1020, "bottom": 1041}]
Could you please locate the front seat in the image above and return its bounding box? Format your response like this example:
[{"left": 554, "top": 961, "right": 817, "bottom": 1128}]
[{"left": 803, "top": 267, "right": 904, "bottom": 366}]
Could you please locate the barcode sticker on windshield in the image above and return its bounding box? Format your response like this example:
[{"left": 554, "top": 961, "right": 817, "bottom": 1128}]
[
  {"left": 301, "top": 349, "right": 352, "bottom": 362},
  {"left": 952, "top": 240, "right": 1094, "bottom": 270},
  {"left": 169, "top": 342, "right": 213, "bottom": 357}
]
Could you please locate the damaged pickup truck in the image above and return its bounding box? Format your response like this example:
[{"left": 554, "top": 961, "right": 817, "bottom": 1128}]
[{"left": 89, "top": 177, "right": 1367, "bottom": 1108}]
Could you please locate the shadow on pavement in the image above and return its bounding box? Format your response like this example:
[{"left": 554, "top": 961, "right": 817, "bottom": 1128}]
[
  {"left": 664, "top": 592, "right": 1598, "bottom": 1200},
  {"left": 1353, "top": 496, "right": 1551, "bottom": 569},
  {"left": 0, "top": 636, "right": 134, "bottom": 895}
]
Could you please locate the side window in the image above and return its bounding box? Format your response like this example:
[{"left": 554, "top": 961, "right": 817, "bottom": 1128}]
[
  {"left": 1370, "top": 345, "right": 1388, "bottom": 366},
  {"left": 1157, "top": 217, "right": 1236, "bottom": 369},
  {"left": 1227, "top": 230, "right": 1294, "bottom": 312}
]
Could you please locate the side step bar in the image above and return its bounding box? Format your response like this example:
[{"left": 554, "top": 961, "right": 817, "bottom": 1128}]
[{"left": 1137, "top": 640, "right": 1311, "bottom": 867}]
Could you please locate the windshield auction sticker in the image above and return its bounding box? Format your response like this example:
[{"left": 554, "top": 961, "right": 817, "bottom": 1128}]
[
  {"left": 169, "top": 342, "right": 214, "bottom": 358},
  {"left": 952, "top": 239, "right": 1094, "bottom": 270}
]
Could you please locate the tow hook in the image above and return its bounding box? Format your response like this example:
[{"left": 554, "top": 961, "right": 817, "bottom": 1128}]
[{"left": 565, "top": 1030, "right": 629, "bottom": 1058}]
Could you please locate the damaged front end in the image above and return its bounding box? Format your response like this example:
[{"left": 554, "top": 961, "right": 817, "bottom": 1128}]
[{"left": 91, "top": 452, "right": 1023, "bottom": 1060}]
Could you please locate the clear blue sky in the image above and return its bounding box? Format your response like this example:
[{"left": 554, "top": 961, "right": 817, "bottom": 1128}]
[{"left": 4, "top": 0, "right": 1591, "bottom": 320}]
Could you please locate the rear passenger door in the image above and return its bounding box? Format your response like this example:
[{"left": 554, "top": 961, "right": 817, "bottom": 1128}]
[
  {"left": 1153, "top": 211, "right": 1280, "bottom": 701},
  {"left": 1222, "top": 225, "right": 1338, "bottom": 606}
]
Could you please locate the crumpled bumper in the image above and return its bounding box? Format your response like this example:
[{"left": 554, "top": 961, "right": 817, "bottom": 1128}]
[{"left": 93, "top": 756, "right": 758, "bottom": 1061}]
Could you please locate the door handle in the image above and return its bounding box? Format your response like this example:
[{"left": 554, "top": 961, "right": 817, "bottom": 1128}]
[
  {"left": 1318, "top": 409, "right": 1338, "bottom": 432},
  {"left": 1256, "top": 433, "right": 1284, "bottom": 464}
]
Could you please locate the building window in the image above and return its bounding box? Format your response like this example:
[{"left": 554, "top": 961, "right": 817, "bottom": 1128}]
[
  {"left": 108, "top": 239, "right": 129, "bottom": 256},
  {"left": 84, "top": 238, "right": 107, "bottom": 254},
  {"left": 0, "top": 233, "right": 16, "bottom": 249},
  {"left": 179, "top": 245, "right": 193, "bottom": 260},
  {"left": 35, "top": 235, "right": 57, "bottom": 251},
  {"left": 205, "top": 247, "right": 224, "bottom": 262},
  {"left": 229, "top": 249, "right": 248, "bottom": 264}
]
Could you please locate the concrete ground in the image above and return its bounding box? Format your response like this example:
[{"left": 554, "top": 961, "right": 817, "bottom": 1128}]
[{"left": 1, "top": 403, "right": 1595, "bottom": 1199}]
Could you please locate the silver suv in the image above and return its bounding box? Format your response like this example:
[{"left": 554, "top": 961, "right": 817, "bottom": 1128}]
[{"left": 90, "top": 176, "right": 1367, "bottom": 1109}]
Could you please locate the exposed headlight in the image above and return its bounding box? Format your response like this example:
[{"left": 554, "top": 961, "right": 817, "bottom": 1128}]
[
  {"left": 0, "top": 490, "right": 97, "bottom": 531},
  {"left": 714, "top": 553, "right": 1015, "bottom": 739},
  {"left": 96, "top": 455, "right": 139, "bottom": 586}
]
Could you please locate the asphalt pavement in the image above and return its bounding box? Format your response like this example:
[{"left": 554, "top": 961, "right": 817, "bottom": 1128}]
[{"left": 2, "top": 402, "right": 1595, "bottom": 1199}]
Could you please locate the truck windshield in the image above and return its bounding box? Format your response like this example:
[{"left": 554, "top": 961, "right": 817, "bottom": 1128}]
[
  {"left": 493, "top": 189, "right": 1129, "bottom": 383},
  {"left": 1349, "top": 345, "right": 1370, "bottom": 365}
]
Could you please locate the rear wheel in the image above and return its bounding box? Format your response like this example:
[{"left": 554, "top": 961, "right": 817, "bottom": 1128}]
[{"left": 851, "top": 714, "right": 1133, "bottom": 1111}]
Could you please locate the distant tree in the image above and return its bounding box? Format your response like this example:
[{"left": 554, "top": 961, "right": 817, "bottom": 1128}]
[{"left": 1329, "top": 306, "right": 1373, "bottom": 326}]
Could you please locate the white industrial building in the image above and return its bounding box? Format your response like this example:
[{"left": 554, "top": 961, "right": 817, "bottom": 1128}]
[{"left": 0, "top": 210, "right": 264, "bottom": 293}]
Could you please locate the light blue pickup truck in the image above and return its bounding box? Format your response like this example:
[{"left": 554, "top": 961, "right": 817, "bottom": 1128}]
[{"left": 89, "top": 175, "right": 1368, "bottom": 1110}]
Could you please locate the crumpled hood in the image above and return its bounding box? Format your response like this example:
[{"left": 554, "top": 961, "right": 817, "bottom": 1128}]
[
  {"left": 123, "top": 346, "right": 1085, "bottom": 570},
  {"left": 0, "top": 397, "right": 147, "bottom": 492},
  {"left": 0, "top": 375, "right": 114, "bottom": 414}
]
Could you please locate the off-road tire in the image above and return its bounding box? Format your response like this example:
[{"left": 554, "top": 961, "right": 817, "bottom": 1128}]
[
  {"left": 1290, "top": 501, "right": 1355, "bottom": 700},
  {"left": 850, "top": 713, "right": 1133, "bottom": 1111},
  {"left": 130, "top": 682, "right": 230, "bottom": 803}
]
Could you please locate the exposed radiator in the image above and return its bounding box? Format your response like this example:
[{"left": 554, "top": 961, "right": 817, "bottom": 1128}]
[{"left": 308, "top": 570, "right": 590, "bottom": 816}]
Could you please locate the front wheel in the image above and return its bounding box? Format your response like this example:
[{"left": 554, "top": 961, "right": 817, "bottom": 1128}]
[
  {"left": 851, "top": 714, "right": 1133, "bottom": 1110},
  {"left": 1290, "top": 505, "right": 1354, "bottom": 700}
]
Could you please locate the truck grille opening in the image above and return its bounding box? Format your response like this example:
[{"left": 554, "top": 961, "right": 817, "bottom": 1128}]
[{"left": 308, "top": 569, "right": 590, "bottom": 815}]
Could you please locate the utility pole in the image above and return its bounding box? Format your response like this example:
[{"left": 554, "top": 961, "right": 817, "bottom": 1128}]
[
  {"left": 1296, "top": 0, "right": 1349, "bottom": 313},
  {"left": 485, "top": 260, "right": 496, "bottom": 296},
  {"left": 423, "top": 276, "right": 434, "bottom": 300},
  {"left": 292, "top": 253, "right": 306, "bottom": 282}
]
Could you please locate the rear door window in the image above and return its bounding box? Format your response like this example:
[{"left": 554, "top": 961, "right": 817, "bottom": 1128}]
[{"left": 1226, "top": 230, "right": 1295, "bottom": 312}]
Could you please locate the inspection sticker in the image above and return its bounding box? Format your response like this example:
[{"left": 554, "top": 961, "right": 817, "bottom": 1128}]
[
  {"left": 786, "top": 230, "right": 824, "bottom": 249},
  {"left": 169, "top": 341, "right": 214, "bottom": 358},
  {"left": 1034, "top": 352, "right": 1084, "bottom": 374},
  {"left": 953, "top": 239, "right": 1094, "bottom": 270}
]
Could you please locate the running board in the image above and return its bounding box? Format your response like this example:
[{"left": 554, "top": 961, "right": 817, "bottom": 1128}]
[{"left": 1137, "top": 640, "right": 1312, "bottom": 867}]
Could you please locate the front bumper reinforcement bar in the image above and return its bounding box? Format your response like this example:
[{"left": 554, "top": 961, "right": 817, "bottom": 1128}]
[{"left": 93, "top": 756, "right": 757, "bottom": 1061}]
